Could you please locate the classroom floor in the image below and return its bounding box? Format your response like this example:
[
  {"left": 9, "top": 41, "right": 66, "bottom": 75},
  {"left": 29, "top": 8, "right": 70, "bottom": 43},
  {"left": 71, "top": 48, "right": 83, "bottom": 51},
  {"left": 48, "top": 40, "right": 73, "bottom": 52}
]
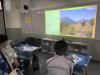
[{"left": 33, "top": 52, "right": 100, "bottom": 75}]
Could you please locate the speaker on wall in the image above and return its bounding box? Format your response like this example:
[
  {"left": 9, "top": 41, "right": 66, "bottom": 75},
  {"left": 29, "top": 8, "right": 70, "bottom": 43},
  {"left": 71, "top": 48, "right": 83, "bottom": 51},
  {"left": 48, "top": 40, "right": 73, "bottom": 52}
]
[
  {"left": 23, "top": 5, "right": 29, "bottom": 10},
  {"left": 21, "top": 4, "right": 29, "bottom": 13}
]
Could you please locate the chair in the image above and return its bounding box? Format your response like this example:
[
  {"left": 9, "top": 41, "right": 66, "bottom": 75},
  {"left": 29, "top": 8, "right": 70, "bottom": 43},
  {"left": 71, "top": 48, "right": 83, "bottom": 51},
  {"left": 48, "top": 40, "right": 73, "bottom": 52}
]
[
  {"left": 25, "top": 37, "right": 41, "bottom": 46},
  {"left": 25, "top": 37, "right": 35, "bottom": 46}
]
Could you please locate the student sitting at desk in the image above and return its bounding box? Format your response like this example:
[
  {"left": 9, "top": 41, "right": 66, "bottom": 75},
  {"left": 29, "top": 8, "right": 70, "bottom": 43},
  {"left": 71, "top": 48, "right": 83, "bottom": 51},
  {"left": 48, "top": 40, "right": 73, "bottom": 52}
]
[
  {"left": 46, "top": 40, "right": 74, "bottom": 75},
  {"left": 0, "top": 34, "right": 19, "bottom": 75}
]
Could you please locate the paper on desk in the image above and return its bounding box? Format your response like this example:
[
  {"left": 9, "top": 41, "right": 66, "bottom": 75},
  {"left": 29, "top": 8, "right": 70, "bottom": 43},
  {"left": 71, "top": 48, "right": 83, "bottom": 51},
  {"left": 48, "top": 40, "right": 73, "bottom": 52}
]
[
  {"left": 71, "top": 54, "right": 82, "bottom": 65},
  {"left": 68, "top": 54, "right": 82, "bottom": 65},
  {"left": 22, "top": 46, "right": 38, "bottom": 52}
]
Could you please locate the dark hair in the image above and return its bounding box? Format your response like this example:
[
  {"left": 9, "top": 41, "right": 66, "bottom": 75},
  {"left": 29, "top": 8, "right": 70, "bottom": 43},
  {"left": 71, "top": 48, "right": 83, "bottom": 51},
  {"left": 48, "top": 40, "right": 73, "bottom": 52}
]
[
  {"left": 54, "top": 39, "right": 68, "bottom": 56},
  {"left": 0, "top": 34, "right": 8, "bottom": 44}
]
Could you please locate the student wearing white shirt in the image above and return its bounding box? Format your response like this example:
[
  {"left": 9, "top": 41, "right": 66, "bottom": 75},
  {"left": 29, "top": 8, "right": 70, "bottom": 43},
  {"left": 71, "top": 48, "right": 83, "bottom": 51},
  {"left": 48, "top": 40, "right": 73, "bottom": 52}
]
[
  {"left": 0, "top": 34, "right": 19, "bottom": 75},
  {"left": 47, "top": 40, "right": 74, "bottom": 75}
]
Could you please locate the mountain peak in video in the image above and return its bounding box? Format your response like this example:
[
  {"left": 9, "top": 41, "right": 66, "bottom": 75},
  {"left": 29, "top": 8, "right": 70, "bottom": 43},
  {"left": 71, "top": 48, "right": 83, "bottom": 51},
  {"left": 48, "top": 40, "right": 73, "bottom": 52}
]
[{"left": 61, "top": 17, "right": 76, "bottom": 24}]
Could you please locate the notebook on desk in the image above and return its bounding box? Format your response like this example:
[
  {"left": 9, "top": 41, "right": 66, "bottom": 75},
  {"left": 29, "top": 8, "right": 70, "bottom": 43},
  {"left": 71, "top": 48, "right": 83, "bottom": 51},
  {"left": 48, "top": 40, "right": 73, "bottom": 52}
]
[{"left": 22, "top": 45, "right": 39, "bottom": 52}]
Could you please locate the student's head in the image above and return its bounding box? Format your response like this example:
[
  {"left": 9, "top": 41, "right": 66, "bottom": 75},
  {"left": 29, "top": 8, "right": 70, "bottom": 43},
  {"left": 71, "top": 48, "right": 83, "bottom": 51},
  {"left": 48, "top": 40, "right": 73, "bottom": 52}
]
[
  {"left": 54, "top": 39, "right": 68, "bottom": 56},
  {"left": 0, "top": 34, "right": 8, "bottom": 48}
]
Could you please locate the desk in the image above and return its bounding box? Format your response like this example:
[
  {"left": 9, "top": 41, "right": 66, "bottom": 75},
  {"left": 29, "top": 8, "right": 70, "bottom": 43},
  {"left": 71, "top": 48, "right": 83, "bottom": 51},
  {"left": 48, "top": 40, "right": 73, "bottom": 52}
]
[
  {"left": 15, "top": 45, "right": 40, "bottom": 59},
  {"left": 67, "top": 41, "right": 87, "bottom": 54},
  {"left": 15, "top": 45, "right": 41, "bottom": 75},
  {"left": 67, "top": 52, "right": 91, "bottom": 75}
]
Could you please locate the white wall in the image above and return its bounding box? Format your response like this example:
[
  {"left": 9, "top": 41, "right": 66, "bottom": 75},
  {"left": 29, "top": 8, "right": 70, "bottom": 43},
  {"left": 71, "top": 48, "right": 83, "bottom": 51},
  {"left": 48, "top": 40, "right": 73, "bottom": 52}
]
[
  {"left": 4, "top": 0, "right": 23, "bottom": 42},
  {"left": 5, "top": 0, "right": 21, "bottom": 28},
  {"left": 5, "top": 11, "right": 21, "bottom": 28},
  {"left": 20, "top": 0, "right": 100, "bottom": 39},
  {"left": 28, "top": 0, "right": 100, "bottom": 40},
  {"left": 32, "top": 0, "right": 100, "bottom": 10}
]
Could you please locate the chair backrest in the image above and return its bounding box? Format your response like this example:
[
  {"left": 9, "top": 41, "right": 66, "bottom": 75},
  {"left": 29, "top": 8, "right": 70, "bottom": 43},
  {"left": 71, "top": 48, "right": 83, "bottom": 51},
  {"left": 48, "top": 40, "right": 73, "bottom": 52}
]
[
  {"left": 25, "top": 37, "right": 41, "bottom": 46},
  {"left": 34, "top": 38, "right": 41, "bottom": 46},
  {"left": 25, "top": 37, "right": 35, "bottom": 46}
]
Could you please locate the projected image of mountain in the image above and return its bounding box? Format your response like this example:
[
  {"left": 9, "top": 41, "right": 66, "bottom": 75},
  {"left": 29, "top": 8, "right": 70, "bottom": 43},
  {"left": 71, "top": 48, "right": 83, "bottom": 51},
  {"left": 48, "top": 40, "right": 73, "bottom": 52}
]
[
  {"left": 61, "top": 17, "right": 76, "bottom": 24},
  {"left": 45, "top": 5, "right": 97, "bottom": 38},
  {"left": 60, "top": 6, "right": 97, "bottom": 38}
]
